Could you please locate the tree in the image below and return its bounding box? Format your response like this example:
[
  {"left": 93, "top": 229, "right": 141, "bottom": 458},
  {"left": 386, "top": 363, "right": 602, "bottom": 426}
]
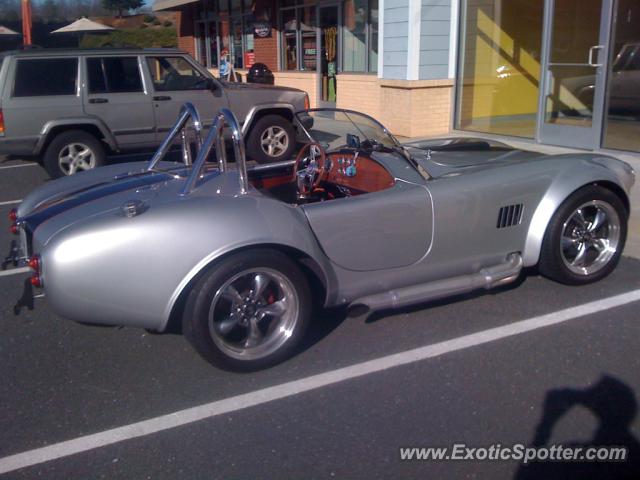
[
  {"left": 39, "top": 0, "right": 60, "bottom": 21},
  {"left": 101, "top": 0, "right": 143, "bottom": 18}
]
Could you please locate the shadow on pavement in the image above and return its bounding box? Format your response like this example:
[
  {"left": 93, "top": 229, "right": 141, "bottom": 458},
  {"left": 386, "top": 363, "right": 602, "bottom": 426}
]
[{"left": 516, "top": 375, "right": 640, "bottom": 480}]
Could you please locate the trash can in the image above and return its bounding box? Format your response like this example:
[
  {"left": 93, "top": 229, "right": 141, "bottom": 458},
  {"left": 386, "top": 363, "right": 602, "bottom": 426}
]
[{"left": 247, "top": 63, "right": 275, "bottom": 85}]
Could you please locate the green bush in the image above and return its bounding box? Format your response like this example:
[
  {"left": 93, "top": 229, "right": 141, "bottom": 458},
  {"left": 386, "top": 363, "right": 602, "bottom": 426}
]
[
  {"left": 140, "top": 23, "right": 148, "bottom": 28},
  {"left": 143, "top": 14, "right": 155, "bottom": 23},
  {"left": 163, "top": 20, "right": 173, "bottom": 27},
  {"left": 152, "top": 19, "right": 162, "bottom": 25},
  {"left": 81, "top": 27, "right": 178, "bottom": 48}
]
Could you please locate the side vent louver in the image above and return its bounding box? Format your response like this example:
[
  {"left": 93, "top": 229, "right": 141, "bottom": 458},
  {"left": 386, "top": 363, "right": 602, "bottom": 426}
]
[{"left": 497, "top": 204, "right": 524, "bottom": 229}]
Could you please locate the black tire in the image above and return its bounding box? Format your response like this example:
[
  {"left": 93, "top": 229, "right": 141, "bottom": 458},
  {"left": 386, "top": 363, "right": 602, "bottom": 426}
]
[
  {"left": 538, "top": 185, "right": 627, "bottom": 285},
  {"left": 43, "top": 130, "right": 106, "bottom": 178},
  {"left": 182, "top": 249, "right": 311, "bottom": 371},
  {"left": 246, "top": 114, "right": 297, "bottom": 164}
]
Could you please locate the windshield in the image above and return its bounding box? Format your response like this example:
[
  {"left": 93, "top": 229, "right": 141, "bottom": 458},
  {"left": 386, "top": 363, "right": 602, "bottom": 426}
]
[{"left": 295, "top": 109, "right": 399, "bottom": 152}]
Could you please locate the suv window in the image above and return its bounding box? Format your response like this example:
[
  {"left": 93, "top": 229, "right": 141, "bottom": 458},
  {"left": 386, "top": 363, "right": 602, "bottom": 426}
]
[
  {"left": 146, "top": 57, "right": 209, "bottom": 91},
  {"left": 87, "top": 57, "right": 143, "bottom": 94},
  {"left": 13, "top": 58, "right": 78, "bottom": 97}
]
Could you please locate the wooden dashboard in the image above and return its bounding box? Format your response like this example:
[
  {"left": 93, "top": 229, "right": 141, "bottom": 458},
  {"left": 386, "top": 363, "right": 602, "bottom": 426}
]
[{"left": 324, "top": 152, "right": 395, "bottom": 194}]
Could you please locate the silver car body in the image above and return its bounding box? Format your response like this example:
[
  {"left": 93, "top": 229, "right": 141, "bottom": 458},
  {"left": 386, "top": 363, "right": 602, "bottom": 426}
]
[{"left": 10, "top": 107, "right": 635, "bottom": 331}]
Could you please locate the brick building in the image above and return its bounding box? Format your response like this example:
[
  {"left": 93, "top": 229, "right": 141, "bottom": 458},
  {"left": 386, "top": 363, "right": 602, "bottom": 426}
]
[{"left": 154, "top": 0, "right": 640, "bottom": 153}]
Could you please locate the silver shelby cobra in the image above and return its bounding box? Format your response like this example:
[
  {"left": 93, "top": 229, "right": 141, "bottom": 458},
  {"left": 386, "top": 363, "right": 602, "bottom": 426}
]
[{"left": 6, "top": 104, "right": 635, "bottom": 370}]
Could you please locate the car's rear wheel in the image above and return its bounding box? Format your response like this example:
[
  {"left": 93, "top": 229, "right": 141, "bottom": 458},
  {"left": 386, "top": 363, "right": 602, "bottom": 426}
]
[
  {"left": 539, "top": 185, "right": 627, "bottom": 285},
  {"left": 246, "top": 114, "right": 296, "bottom": 164},
  {"left": 43, "top": 130, "right": 106, "bottom": 178},
  {"left": 183, "top": 249, "right": 311, "bottom": 371}
]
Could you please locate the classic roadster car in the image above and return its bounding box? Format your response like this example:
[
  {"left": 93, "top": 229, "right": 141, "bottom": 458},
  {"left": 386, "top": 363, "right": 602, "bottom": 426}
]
[{"left": 7, "top": 103, "right": 635, "bottom": 370}]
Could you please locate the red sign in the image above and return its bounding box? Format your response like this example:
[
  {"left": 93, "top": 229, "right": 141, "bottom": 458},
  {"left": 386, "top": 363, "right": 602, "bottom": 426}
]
[{"left": 244, "top": 52, "right": 255, "bottom": 69}]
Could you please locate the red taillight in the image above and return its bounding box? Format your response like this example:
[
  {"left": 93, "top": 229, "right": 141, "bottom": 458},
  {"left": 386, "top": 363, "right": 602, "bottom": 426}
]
[
  {"left": 304, "top": 94, "right": 310, "bottom": 110},
  {"left": 8, "top": 208, "right": 17, "bottom": 222},
  {"left": 0, "top": 109, "right": 4, "bottom": 135},
  {"left": 10, "top": 223, "right": 18, "bottom": 235},
  {"left": 28, "top": 255, "right": 42, "bottom": 287},
  {"left": 28, "top": 255, "right": 40, "bottom": 272}
]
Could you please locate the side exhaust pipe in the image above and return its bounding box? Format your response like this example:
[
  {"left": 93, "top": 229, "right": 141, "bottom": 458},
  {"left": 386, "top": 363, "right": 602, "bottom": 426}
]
[{"left": 350, "top": 253, "right": 523, "bottom": 313}]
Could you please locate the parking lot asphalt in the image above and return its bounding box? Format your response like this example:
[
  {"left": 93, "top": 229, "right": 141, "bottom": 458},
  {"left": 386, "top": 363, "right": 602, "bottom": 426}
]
[{"left": 0, "top": 156, "right": 639, "bottom": 479}]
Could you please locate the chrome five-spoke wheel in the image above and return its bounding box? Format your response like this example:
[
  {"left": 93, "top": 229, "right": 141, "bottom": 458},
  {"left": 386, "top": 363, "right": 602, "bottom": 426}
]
[
  {"left": 209, "top": 268, "right": 298, "bottom": 360},
  {"left": 560, "top": 200, "right": 621, "bottom": 276},
  {"left": 539, "top": 185, "right": 627, "bottom": 285},
  {"left": 260, "top": 126, "right": 289, "bottom": 157},
  {"left": 58, "top": 143, "right": 96, "bottom": 175},
  {"left": 183, "top": 249, "right": 311, "bottom": 371}
]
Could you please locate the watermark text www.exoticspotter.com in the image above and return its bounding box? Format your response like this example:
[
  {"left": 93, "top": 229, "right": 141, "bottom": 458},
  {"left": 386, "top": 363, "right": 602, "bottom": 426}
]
[{"left": 399, "top": 444, "right": 627, "bottom": 464}]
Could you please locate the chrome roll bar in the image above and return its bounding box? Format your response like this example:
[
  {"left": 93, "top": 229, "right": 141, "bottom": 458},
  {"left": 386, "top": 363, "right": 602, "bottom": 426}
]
[
  {"left": 181, "top": 108, "right": 248, "bottom": 196},
  {"left": 147, "top": 102, "right": 203, "bottom": 171}
]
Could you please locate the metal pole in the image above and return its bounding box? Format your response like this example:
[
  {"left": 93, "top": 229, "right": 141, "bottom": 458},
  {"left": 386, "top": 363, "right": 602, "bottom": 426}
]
[{"left": 21, "top": 0, "right": 32, "bottom": 46}]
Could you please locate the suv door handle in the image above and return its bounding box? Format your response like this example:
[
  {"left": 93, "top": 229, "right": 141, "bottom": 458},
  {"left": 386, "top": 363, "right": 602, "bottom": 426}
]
[
  {"left": 153, "top": 95, "right": 172, "bottom": 101},
  {"left": 88, "top": 98, "right": 108, "bottom": 104}
]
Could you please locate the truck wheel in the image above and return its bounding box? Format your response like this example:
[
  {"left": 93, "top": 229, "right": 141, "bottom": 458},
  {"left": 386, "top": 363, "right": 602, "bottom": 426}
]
[
  {"left": 182, "top": 249, "right": 311, "bottom": 371},
  {"left": 246, "top": 115, "right": 296, "bottom": 164},
  {"left": 43, "top": 130, "right": 106, "bottom": 178},
  {"left": 539, "top": 186, "right": 627, "bottom": 285}
]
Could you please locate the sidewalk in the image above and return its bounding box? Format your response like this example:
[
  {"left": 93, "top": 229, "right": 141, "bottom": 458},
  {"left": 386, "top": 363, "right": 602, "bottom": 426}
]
[{"left": 411, "top": 133, "right": 640, "bottom": 260}]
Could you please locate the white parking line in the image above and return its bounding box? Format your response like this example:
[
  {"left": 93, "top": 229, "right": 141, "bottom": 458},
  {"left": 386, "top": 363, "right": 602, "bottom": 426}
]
[
  {"left": 1, "top": 289, "right": 639, "bottom": 475},
  {"left": 0, "top": 163, "right": 38, "bottom": 170},
  {"left": 0, "top": 199, "right": 22, "bottom": 207},
  {"left": 0, "top": 267, "right": 31, "bottom": 277}
]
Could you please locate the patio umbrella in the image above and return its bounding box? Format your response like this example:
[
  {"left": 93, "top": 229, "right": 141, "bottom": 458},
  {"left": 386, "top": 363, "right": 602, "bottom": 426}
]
[
  {"left": 51, "top": 18, "right": 114, "bottom": 34},
  {"left": 0, "top": 26, "right": 20, "bottom": 36}
]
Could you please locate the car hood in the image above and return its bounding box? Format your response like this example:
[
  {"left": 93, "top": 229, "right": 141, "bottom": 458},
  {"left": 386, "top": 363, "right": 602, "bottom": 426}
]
[{"left": 222, "top": 82, "right": 305, "bottom": 94}]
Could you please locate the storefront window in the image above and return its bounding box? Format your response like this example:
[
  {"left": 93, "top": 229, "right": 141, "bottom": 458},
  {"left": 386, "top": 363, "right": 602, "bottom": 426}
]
[
  {"left": 603, "top": 0, "right": 640, "bottom": 152},
  {"left": 343, "top": 0, "right": 367, "bottom": 72},
  {"left": 281, "top": 0, "right": 377, "bottom": 73},
  {"left": 194, "top": 0, "right": 256, "bottom": 70},
  {"left": 282, "top": 9, "right": 298, "bottom": 70},
  {"left": 301, "top": 7, "right": 317, "bottom": 71},
  {"left": 196, "top": 22, "right": 207, "bottom": 65},
  {"left": 369, "top": 0, "right": 378, "bottom": 72},
  {"left": 231, "top": 17, "right": 244, "bottom": 68},
  {"left": 456, "top": 0, "right": 544, "bottom": 137},
  {"left": 208, "top": 21, "right": 219, "bottom": 67}
]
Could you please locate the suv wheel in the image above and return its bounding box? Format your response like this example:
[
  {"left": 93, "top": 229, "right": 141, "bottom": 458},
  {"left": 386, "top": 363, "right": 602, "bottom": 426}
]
[
  {"left": 43, "top": 130, "right": 106, "bottom": 178},
  {"left": 246, "top": 114, "right": 296, "bottom": 164}
]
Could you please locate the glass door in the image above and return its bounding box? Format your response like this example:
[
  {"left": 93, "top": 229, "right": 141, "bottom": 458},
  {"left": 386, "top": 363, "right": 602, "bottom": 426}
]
[
  {"left": 318, "top": 5, "right": 340, "bottom": 107},
  {"left": 538, "top": 0, "right": 613, "bottom": 148}
]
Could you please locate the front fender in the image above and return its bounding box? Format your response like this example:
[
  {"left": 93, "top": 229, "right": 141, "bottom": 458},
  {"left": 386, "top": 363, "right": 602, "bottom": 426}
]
[{"left": 522, "top": 155, "right": 634, "bottom": 266}]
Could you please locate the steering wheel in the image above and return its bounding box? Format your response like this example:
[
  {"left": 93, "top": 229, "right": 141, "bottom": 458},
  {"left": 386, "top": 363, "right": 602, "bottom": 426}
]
[{"left": 293, "top": 142, "right": 327, "bottom": 197}]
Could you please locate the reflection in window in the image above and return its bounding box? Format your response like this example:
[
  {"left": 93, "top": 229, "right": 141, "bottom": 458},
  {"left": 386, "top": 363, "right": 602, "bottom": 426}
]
[
  {"left": 369, "top": 0, "right": 378, "bottom": 72},
  {"left": 603, "top": 0, "right": 640, "bottom": 152},
  {"left": 343, "top": 0, "right": 367, "bottom": 72},
  {"left": 280, "top": 0, "right": 377, "bottom": 73},
  {"left": 194, "top": 0, "right": 254, "bottom": 70},
  {"left": 282, "top": 8, "right": 299, "bottom": 70},
  {"left": 456, "top": 0, "right": 544, "bottom": 138}
]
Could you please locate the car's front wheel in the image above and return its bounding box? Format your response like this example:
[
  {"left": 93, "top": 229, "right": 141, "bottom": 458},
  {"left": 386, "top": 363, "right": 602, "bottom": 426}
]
[
  {"left": 246, "top": 114, "right": 297, "bottom": 164},
  {"left": 43, "top": 130, "right": 106, "bottom": 178},
  {"left": 182, "top": 249, "right": 311, "bottom": 371},
  {"left": 539, "top": 185, "right": 627, "bottom": 285}
]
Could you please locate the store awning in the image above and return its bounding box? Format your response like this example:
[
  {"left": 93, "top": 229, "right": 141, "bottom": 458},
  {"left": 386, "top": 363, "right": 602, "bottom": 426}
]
[
  {"left": 153, "top": 0, "right": 199, "bottom": 11},
  {"left": 0, "top": 25, "right": 20, "bottom": 36},
  {"left": 51, "top": 18, "right": 114, "bottom": 33}
]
